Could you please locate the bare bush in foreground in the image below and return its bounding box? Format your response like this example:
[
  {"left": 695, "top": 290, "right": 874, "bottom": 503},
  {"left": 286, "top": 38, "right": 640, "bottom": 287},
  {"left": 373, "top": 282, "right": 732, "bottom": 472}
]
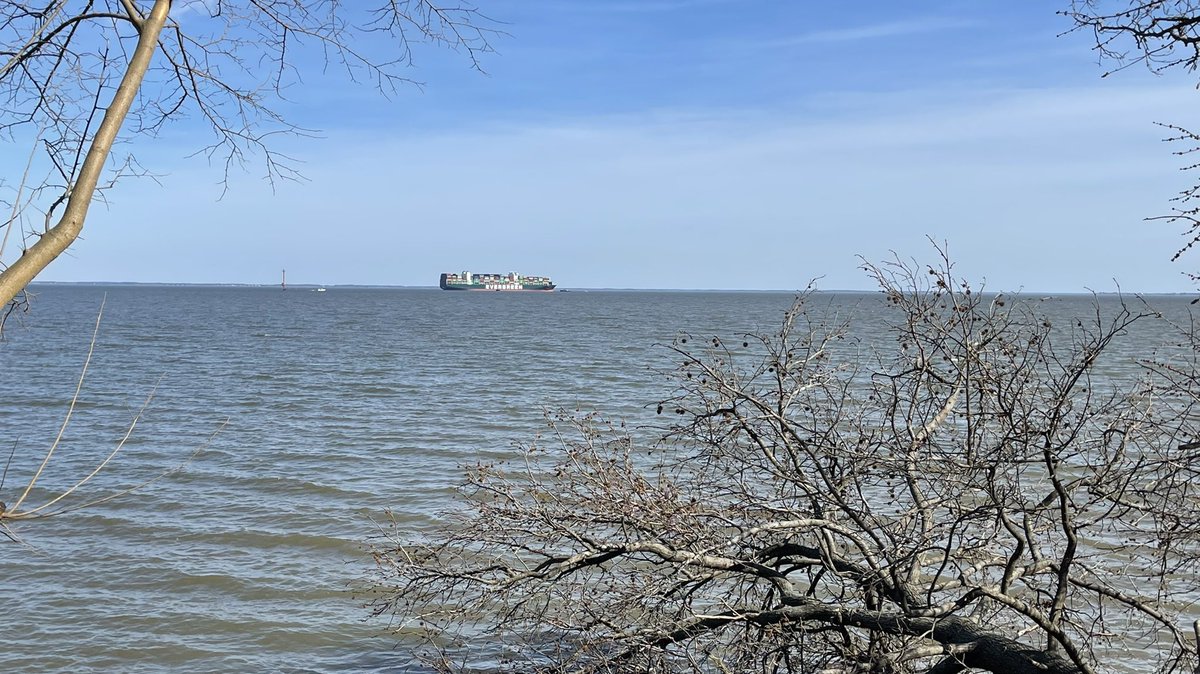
[
  {"left": 369, "top": 255, "right": 1200, "bottom": 674},
  {"left": 0, "top": 299, "right": 217, "bottom": 544}
]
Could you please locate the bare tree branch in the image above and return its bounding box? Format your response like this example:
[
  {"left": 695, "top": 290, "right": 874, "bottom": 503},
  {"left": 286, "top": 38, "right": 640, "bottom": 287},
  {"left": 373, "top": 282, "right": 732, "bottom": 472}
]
[
  {"left": 368, "top": 250, "right": 1200, "bottom": 674},
  {"left": 0, "top": 0, "right": 501, "bottom": 315}
]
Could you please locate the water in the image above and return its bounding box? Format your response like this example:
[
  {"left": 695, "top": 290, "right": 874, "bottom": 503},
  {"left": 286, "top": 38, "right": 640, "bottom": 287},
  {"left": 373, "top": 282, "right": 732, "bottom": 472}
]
[{"left": 0, "top": 285, "right": 1191, "bottom": 672}]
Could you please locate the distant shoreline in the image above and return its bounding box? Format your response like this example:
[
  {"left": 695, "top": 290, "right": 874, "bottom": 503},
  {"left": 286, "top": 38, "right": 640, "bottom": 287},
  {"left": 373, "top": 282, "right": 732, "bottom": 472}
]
[{"left": 24, "top": 281, "right": 1196, "bottom": 296}]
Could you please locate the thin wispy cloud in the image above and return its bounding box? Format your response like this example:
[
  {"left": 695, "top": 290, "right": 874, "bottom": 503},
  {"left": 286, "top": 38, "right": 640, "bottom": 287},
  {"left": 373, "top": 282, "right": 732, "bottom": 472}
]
[
  {"left": 76, "top": 82, "right": 1191, "bottom": 291},
  {"left": 518, "top": 0, "right": 738, "bottom": 13},
  {"left": 771, "top": 17, "right": 978, "bottom": 47},
  {"left": 13, "top": 2, "right": 1191, "bottom": 291},
  {"left": 171, "top": 0, "right": 220, "bottom": 20}
]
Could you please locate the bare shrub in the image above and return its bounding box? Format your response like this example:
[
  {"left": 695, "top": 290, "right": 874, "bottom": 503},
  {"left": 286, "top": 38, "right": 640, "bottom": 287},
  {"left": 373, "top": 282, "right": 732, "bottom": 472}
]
[{"left": 369, "top": 253, "right": 1200, "bottom": 674}]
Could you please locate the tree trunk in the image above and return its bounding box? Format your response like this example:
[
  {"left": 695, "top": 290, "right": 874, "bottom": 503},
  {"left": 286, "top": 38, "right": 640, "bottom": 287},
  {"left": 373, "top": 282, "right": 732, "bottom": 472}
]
[{"left": 0, "top": 0, "right": 171, "bottom": 307}]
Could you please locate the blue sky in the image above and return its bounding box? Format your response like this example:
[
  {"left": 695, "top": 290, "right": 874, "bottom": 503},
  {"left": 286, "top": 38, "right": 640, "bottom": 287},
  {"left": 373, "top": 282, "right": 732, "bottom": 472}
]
[{"left": 21, "top": 0, "right": 1200, "bottom": 290}]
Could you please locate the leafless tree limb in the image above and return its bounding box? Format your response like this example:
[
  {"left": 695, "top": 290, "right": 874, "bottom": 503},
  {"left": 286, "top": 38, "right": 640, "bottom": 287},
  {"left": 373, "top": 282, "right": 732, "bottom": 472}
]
[
  {"left": 1062, "top": 2, "right": 1200, "bottom": 277},
  {"left": 0, "top": 0, "right": 500, "bottom": 315}
]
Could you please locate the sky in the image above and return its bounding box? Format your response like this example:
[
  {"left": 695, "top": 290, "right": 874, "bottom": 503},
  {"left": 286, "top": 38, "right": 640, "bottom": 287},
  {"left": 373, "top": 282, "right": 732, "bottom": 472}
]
[{"left": 14, "top": 0, "right": 1200, "bottom": 291}]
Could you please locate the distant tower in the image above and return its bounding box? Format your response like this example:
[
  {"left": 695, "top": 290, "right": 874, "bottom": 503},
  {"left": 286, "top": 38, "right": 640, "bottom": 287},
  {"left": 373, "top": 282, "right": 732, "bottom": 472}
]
[{"left": 281, "top": 269, "right": 287, "bottom": 291}]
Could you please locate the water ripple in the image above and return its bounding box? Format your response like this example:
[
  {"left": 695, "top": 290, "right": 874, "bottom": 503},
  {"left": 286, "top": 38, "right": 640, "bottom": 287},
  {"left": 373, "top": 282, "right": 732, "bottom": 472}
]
[{"left": 0, "top": 285, "right": 1186, "bottom": 672}]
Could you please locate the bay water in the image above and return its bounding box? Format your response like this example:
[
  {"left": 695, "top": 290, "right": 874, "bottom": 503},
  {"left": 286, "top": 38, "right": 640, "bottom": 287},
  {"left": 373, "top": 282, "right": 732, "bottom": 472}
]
[{"left": 0, "top": 285, "right": 1187, "bottom": 672}]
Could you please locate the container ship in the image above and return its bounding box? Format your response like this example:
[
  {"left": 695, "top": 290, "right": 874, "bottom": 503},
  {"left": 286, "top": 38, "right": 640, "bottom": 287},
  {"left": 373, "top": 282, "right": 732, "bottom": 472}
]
[{"left": 439, "top": 271, "right": 556, "bottom": 291}]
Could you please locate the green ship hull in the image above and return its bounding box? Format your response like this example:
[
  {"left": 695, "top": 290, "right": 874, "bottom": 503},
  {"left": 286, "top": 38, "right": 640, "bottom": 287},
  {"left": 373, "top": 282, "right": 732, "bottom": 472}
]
[{"left": 440, "top": 272, "right": 556, "bottom": 291}]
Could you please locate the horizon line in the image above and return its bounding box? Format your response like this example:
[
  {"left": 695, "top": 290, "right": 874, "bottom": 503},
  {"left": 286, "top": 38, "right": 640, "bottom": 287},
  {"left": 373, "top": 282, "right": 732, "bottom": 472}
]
[{"left": 27, "top": 281, "right": 1197, "bottom": 297}]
